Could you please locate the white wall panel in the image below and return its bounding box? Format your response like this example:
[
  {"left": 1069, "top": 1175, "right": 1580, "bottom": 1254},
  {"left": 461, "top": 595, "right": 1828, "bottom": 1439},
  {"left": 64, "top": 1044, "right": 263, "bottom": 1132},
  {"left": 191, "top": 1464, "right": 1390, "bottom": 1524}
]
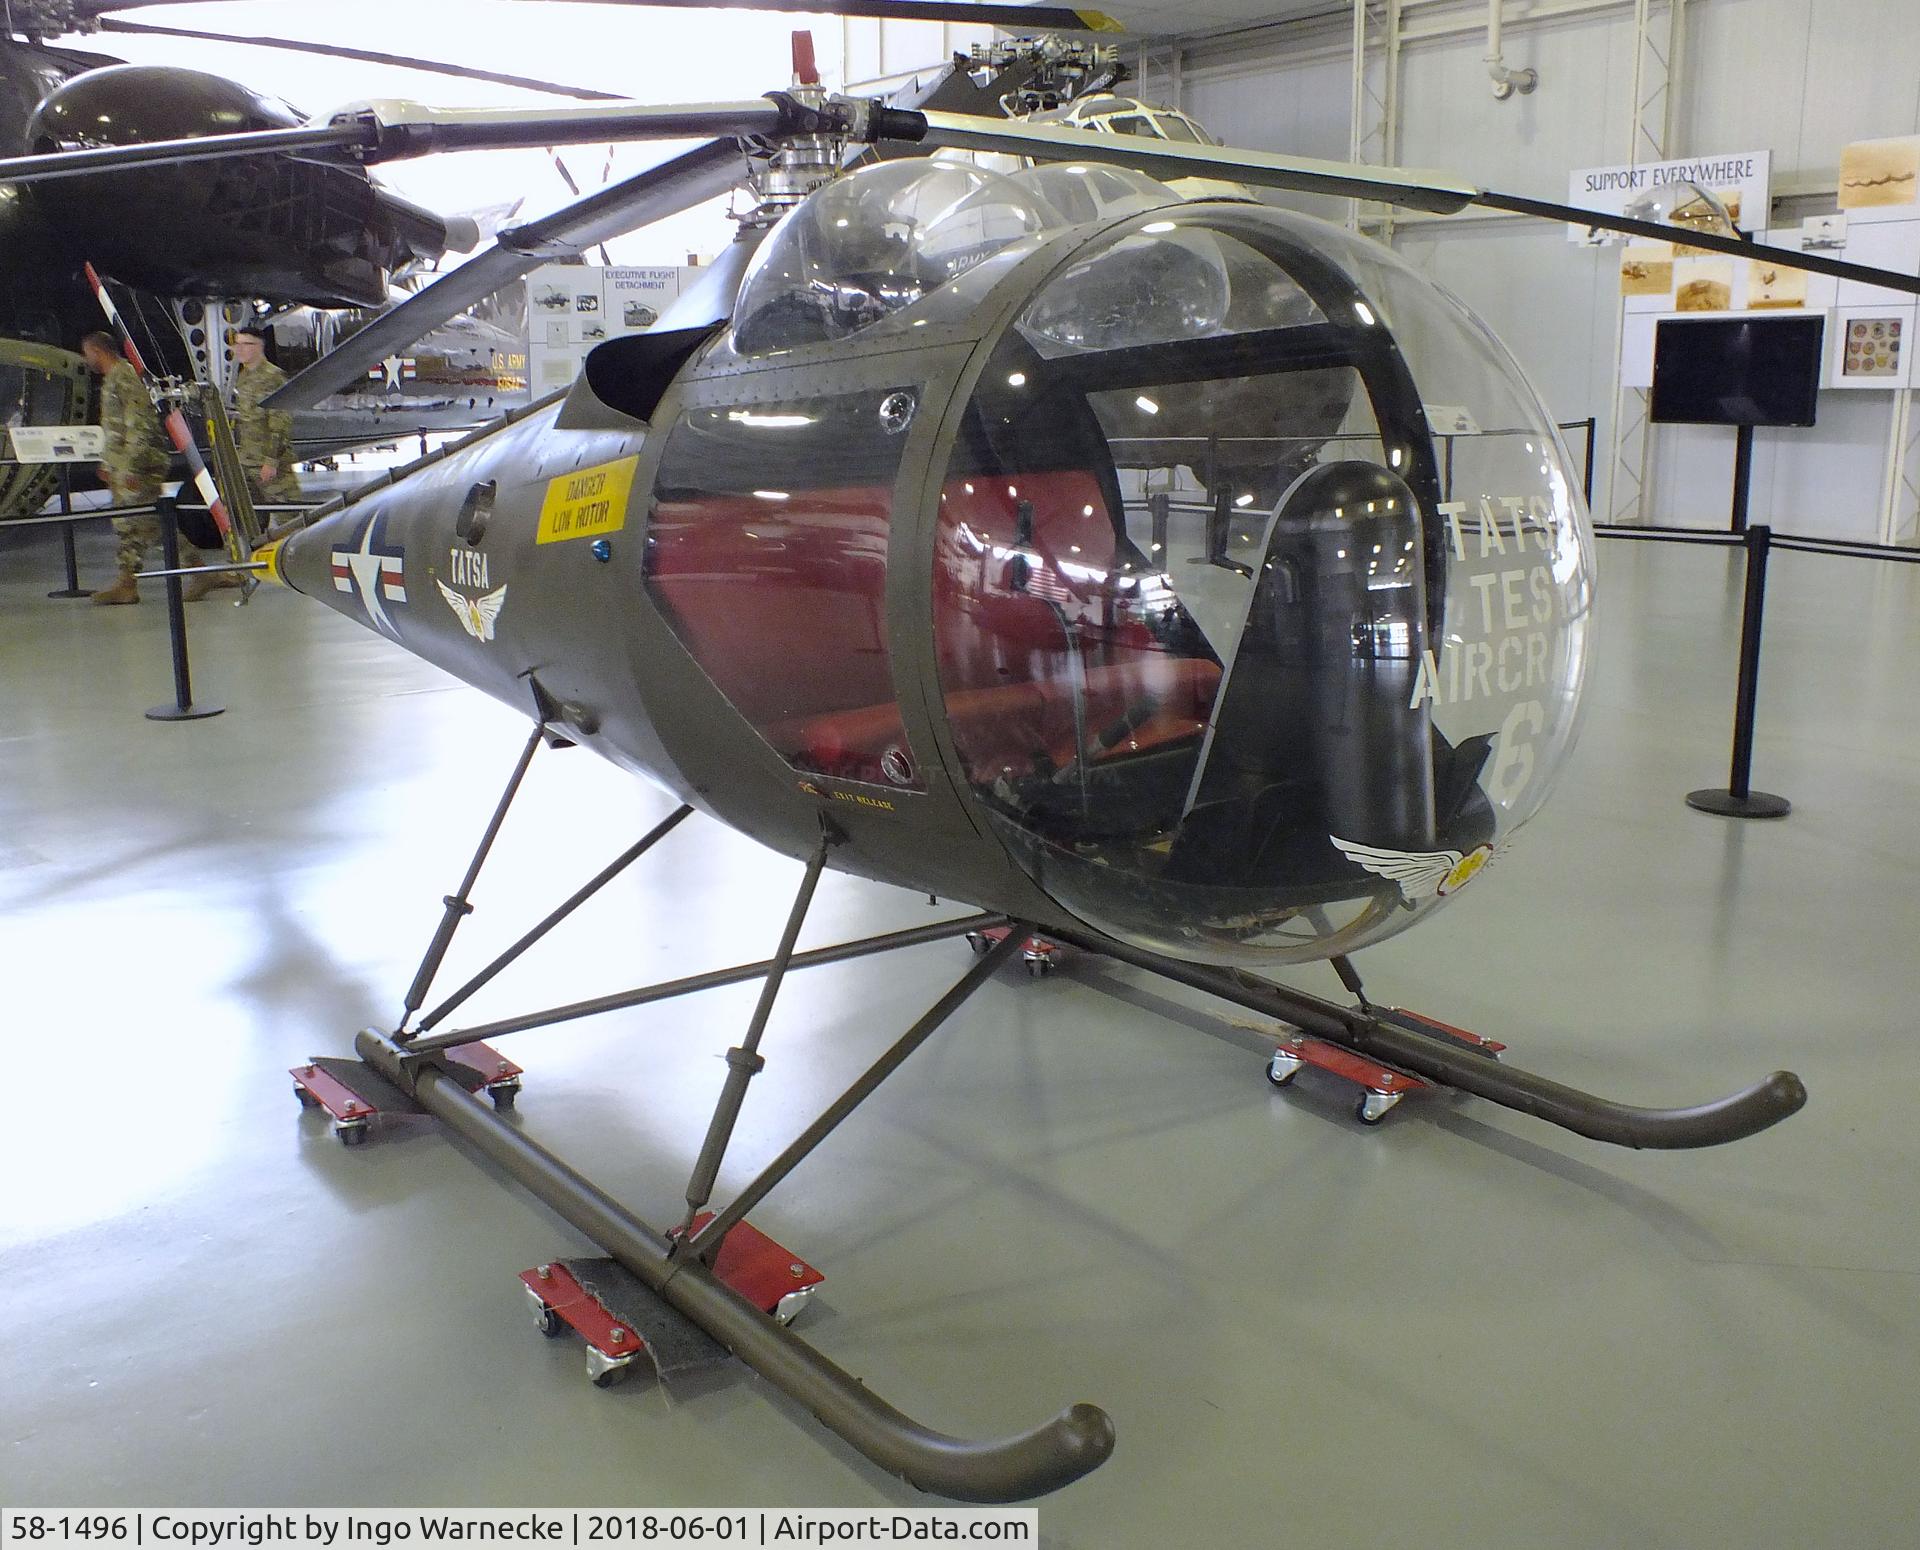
[
  {"left": 1181, "top": 51, "right": 1354, "bottom": 222},
  {"left": 1165, "top": 0, "right": 1920, "bottom": 538},
  {"left": 1681, "top": 0, "right": 1920, "bottom": 178},
  {"left": 1652, "top": 393, "right": 1890, "bottom": 537},
  {"left": 1395, "top": 12, "right": 1637, "bottom": 195}
]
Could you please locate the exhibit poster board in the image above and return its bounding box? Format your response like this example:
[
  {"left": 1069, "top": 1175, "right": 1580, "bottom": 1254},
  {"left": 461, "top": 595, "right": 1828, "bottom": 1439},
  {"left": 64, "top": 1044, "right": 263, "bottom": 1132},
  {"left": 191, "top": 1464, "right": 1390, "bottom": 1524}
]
[
  {"left": 526, "top": 262, "right": 691, "bottom": 392},
  {"left": 1830, "top": 305, "right": 1916, "bottom": 389},
  {"left": 1838, "top": 136, "right": 1920, "bottom": 214},
  {"left": 7, "top": 425, "right": 103, "bottom": 463}
]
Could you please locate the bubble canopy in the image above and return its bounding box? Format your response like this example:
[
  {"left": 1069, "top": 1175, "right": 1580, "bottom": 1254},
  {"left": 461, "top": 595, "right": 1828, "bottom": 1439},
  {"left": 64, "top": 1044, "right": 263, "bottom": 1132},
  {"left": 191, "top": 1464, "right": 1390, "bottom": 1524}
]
[
  {"left": 730, "top": 161, "right": 1055, "bottom": 355},
  {"left": 929, "top": 204, "right": 1596, "bottom": 965}
]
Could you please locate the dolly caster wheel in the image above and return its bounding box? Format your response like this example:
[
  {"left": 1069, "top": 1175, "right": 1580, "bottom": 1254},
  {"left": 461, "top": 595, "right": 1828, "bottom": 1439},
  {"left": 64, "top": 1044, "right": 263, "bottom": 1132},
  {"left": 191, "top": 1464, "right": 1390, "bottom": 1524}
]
[
  {"left": 533, "top": 1305, "right": 565, "bottom": 1338},
  {"left": 295, "top": 1086, "right": 321, "bottom": 1110},
  {"left": 1266, "top": 1050, "right": 1302, "bottom": 1088},
  {"left": 489, "top": 1078, "right": 521, "bottom": 1112},
  {"left": 1024, "top": 955, "right": 1054, "bottom": 980},
  {"left": 1356, "top": 1090, "right": 1402, "bottom": 1126},
  {"left": 966, "top": 931, "right": 990, "bottom": 957},
  {"left": 586, "top": 1346, "right": 634, "bottom": 1388},
  {"left": 335, "top": 1119, "right": 370, "bottom": 1146}
]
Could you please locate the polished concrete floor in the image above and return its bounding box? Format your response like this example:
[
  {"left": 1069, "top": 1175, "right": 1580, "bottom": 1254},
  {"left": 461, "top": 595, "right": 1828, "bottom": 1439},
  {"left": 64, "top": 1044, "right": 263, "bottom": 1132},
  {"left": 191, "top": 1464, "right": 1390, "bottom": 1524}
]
[{"left": 3, "top": 520, "right": 1918, "bottom": 1547}]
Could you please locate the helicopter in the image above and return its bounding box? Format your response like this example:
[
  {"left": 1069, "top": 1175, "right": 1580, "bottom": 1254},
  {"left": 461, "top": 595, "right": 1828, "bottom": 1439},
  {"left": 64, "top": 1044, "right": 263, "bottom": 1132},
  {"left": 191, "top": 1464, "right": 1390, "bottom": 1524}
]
[{"left": 16, "top": 2, "right": 1920, "bottom": 1506}]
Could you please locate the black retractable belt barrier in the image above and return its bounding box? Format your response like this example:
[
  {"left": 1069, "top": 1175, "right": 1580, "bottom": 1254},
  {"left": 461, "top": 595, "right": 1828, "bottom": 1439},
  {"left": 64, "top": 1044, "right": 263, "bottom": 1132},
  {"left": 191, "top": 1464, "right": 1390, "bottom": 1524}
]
[
  {"left": 46, "top": 466, "right": 90, "bottom": 599},
  {"left": 1687, "top": 523, "right": 1788, "bottom": 818},
  {"left": 1593, "top": 515, "right": 1920, "bottom": 820},
  {"left": 144, "top": 495, "right": 224, "bottom": 723}
]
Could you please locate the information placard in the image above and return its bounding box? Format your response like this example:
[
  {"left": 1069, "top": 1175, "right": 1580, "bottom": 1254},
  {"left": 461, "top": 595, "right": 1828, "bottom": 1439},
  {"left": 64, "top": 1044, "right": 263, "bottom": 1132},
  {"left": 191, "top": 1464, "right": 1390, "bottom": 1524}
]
[{"left": 8, "top": 424, "right": 104, "bottom": 463}]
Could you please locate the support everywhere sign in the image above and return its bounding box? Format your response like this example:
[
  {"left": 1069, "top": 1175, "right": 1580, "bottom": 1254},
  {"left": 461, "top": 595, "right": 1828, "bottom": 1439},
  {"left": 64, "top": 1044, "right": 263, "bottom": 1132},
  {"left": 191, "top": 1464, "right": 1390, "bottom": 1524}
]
[{"left": 1566, "top": 151, "right": 1772, "bottom": 243}]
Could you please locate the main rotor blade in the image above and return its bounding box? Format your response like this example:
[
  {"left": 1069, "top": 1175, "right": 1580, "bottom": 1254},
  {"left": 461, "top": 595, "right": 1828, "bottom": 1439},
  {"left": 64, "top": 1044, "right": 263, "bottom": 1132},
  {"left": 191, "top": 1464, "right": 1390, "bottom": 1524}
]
[
  {"left": 0, "top": 122, "right": 373, "bottom": 185},
  {"left": 911, "top": 109, "right": 1479, "bottom": 214},
  {"left": 265, "top": 137, "right": 743, "bottom": 411},
  {"left": 905, "top": 110, "right": 1920, "bottom": 296},
  {"left": 78, "top": 0, "right": 1122, "bottom": 29},
  {"left": 345, "top": 98, "right": 785, "bottom": 160},
  {"left": 96, "top": 20, "right": 628, "bottom": 101},
  {"left": 0, "top": 99, "right": 782, "bottom": 186},
  {"left": 1471, "top": 189, "right": 1920, "bottom": 298},
  {"left": 497, "top": 0, "right": 1124, "bottom": 26}
]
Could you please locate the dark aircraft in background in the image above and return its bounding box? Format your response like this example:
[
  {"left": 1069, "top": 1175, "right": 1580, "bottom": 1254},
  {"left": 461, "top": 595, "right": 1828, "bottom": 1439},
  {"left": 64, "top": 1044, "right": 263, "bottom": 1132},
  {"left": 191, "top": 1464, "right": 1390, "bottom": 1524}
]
[{"left": 6, "top": 0, "right": 725, "bottom": 517}]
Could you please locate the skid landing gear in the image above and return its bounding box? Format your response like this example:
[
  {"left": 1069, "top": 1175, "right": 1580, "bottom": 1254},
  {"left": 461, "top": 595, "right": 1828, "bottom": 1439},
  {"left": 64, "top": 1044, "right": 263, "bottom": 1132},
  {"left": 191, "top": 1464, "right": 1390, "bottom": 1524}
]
[
  {"left": 1265, "top": 1009, "right": 1506, "bottom": 1126},
  {"left": 291, "top": 1040, "right": 523, "bottom": 1142},
  {"left": 966, "top": 923, "right": 1061, "bottom": 978},
  {"left": 521, "top": 1217, "right": 825, "bottom": 1388}
]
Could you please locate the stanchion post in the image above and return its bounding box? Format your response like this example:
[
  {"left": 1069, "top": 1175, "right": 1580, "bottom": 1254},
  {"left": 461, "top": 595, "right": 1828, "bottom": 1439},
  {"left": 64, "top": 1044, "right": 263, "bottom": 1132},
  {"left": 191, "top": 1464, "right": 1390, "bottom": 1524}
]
[
  {"left": 1687, "top": 523, "right": 1789, "bottom": 819},
  {"left": 1729, "top": 422, "right": 1755, "bottom": 534},
  {"left": 47, "top": 465, "right": 91, "bottom": 599},
  {"left": 145, "top": 495, "right": 224, "bottom": 723},
  {"left": 1581, "top": 415, "right": 1597, "bottom": 508}
]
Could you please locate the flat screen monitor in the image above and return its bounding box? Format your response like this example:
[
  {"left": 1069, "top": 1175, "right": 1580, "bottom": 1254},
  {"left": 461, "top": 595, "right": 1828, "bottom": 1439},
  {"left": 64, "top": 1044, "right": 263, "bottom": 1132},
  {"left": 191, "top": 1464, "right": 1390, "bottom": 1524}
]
[{"left": 1650, "top": 315, "right": 1825, "bottom": 427}]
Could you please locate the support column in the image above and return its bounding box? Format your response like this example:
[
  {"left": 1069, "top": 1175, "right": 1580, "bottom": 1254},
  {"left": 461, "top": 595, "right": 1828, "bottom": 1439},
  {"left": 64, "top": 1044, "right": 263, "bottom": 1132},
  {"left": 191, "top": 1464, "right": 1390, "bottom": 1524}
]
[
  {"left": 1348, "top": 0, "right": 1403, "bottom": 240},
  {"left": 1606, "top": 0, "right": 1688, "bottom": 526}
]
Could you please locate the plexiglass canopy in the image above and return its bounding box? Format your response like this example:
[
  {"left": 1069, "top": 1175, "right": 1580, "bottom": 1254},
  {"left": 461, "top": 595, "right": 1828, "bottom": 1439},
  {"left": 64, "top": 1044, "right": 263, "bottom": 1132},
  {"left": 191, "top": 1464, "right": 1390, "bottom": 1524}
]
[{"left": 930, "top": 204, "right": 1595, "bottom": 965}]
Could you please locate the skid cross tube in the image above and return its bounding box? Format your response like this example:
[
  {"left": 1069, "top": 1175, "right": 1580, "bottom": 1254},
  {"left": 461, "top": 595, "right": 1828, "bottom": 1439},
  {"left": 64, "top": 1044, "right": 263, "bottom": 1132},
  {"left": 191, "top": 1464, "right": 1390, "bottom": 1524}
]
[
  {"left": 676, "top": 841, "right": 829, "bottom": 1242},
  {"left": 412, "top": 804, "right": 695, "bottom": 1035},
  {"left": 689, "top": 927, "right": 1026, "bottom": 1261},
  {"left": 352, "top": 1028, "right": 1113, "bottom": 1500},
  {"left": 401, "top": 912, "right": 1006, "bottom": 1055},
  {"left": 1043, "top": 923, "right": 1806, "bottom": 1149},
  {"left": 398, "top": 721, "right": 545, "bottom": 1030}
]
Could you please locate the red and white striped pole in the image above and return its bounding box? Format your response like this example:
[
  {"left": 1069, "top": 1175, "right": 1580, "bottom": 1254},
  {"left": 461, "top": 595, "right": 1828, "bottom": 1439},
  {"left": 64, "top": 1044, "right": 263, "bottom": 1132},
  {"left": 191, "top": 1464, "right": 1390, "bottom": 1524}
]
[{"left": 84, "top": 261, "right": 235, "bottom": 544}]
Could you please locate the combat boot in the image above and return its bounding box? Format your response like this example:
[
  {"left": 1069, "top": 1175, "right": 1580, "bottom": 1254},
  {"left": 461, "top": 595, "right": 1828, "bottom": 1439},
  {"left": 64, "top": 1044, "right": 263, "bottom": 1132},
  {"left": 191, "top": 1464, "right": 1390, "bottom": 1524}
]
[
  {"left": 182, "top": 555, "right": 245, "bottom": 600},
  {"left": 181, "top": 558, "right": 217, "bottom": 602},
  {"left": 92, "top": 573, "right": 139, "bottom": 605}
]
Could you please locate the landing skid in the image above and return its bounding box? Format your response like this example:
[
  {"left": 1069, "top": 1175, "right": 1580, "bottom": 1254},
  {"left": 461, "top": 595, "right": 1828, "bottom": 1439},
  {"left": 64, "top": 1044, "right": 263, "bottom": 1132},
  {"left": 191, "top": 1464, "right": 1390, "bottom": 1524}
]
[{"left": 289, "top": 718, "right": 1809, "bottom": 1503}]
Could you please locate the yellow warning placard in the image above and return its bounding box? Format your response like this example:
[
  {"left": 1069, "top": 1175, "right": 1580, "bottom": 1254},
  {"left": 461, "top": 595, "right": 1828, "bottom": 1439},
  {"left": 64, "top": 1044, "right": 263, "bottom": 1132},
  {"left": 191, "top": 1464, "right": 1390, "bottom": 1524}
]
[{"left": 536, "top": 454, "right": 638, "bottom": 545}]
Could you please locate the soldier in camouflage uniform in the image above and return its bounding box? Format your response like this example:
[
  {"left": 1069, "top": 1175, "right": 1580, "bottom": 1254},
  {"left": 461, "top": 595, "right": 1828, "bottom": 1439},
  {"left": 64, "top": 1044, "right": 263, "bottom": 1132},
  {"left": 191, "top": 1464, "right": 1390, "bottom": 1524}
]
[
  {"left": 231, "top": 326, "right": 301, "bottom": 505},
  {"left": 81, "top": 331, "right": 169, "bottom": 605}
]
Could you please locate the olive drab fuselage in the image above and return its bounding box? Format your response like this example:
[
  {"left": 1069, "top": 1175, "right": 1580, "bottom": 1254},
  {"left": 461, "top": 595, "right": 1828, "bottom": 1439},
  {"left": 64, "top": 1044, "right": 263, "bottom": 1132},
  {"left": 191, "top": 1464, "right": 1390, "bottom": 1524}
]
[{"left": 274, "top": 181, "right": 1596, "bottom": 970}]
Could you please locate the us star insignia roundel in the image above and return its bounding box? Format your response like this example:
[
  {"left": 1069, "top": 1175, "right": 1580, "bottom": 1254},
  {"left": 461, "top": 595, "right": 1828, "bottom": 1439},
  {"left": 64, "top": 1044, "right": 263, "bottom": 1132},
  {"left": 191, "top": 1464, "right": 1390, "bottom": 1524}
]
[
  {"left": 329, "top": 513, "right": 408, "bottom": 635},
  {"left": 1330, "top": 836, "right": 1498, "bottom": 902}
]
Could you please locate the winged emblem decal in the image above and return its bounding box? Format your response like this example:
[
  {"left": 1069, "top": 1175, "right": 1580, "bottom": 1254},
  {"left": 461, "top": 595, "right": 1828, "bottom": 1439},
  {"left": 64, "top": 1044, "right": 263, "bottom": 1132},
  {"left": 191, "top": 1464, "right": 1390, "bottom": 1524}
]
[
  {"left": 1330, "top": 836, "right": 1497, "bottom": 901},
  {"left": 436, "top": 578, "right": 509, "bottom": 643}
]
